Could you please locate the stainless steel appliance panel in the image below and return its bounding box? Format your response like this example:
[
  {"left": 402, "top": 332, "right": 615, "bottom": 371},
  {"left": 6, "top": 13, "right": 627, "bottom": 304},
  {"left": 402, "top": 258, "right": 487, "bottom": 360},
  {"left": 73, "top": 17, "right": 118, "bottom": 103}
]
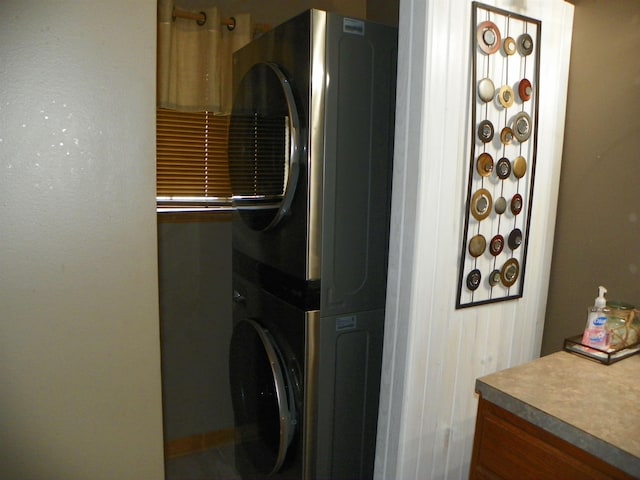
[
  {"left": 305, "top": 309, "right": 385, "bottom": 479},
  {"left": 320, "top": 14, "right": 397, "bottom": 316}
]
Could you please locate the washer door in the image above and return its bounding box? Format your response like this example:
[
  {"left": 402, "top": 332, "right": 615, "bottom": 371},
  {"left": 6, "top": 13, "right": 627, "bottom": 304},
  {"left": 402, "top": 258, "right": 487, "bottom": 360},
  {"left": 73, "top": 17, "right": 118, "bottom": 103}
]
[
  {"left": 228, "top": 62, "right": 301, "bottom": 231},
  {"left": 229, "top": 318, "right": 297, "bottom": 475}
]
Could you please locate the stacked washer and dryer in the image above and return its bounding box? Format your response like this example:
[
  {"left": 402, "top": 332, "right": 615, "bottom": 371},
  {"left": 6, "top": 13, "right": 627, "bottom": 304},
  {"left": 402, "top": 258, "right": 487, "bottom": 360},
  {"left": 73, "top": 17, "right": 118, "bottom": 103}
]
[{"left": 227, "top": 9, "right": 397, "bottom": 479}]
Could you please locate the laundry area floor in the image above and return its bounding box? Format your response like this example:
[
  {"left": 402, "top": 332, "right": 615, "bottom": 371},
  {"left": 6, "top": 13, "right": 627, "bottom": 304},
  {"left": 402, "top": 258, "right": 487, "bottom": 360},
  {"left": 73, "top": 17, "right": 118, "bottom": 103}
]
[{"left": 165, "top": 445, "right": 241, "bottom": 480}]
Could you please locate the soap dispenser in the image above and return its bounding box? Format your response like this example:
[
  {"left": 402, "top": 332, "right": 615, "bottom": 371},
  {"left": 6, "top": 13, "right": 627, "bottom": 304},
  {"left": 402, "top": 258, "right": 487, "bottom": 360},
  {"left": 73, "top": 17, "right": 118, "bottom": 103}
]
[{"left": 581, "top": 286, "right": 610, "bottom": 350}]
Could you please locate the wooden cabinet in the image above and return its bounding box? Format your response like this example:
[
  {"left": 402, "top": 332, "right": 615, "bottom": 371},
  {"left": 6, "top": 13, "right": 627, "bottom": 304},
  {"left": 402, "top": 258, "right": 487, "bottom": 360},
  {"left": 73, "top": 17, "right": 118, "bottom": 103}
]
[{"left": 470, "top": 396, "right": 635, "bottom": 480}]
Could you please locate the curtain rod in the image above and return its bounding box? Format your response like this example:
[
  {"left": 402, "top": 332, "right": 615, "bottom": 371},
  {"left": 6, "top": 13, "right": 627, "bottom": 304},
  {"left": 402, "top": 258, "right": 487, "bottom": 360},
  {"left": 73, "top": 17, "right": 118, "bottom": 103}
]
[{"left": 172, "top": 8, "right": 236, "bottom": 30}]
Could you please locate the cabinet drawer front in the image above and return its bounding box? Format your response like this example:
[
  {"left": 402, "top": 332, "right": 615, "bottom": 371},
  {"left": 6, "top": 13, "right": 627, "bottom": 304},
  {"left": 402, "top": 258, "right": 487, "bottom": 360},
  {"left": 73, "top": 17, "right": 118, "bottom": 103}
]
[{"left": 470, "top": 398, "right": 634, "bottom": 480}]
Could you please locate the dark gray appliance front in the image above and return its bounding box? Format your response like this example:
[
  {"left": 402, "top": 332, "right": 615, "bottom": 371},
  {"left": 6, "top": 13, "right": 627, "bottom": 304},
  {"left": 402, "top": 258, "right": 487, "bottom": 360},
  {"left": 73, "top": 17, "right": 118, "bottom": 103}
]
[{"left": 228, "top": 8, "right": 397, "bottom": 480}]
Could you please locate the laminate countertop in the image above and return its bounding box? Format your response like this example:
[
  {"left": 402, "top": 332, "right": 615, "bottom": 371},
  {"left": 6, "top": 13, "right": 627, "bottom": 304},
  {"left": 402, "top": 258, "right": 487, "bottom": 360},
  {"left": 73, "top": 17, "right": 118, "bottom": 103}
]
[{"left": 475, "top": 351, "right": 640, "bottom": 478}]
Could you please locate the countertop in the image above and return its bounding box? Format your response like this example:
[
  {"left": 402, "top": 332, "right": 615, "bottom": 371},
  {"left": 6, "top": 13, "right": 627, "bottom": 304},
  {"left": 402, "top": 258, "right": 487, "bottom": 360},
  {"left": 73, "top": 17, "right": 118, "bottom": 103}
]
[{"left": 475, "top": 351, "right": 640, "bottom": 478}]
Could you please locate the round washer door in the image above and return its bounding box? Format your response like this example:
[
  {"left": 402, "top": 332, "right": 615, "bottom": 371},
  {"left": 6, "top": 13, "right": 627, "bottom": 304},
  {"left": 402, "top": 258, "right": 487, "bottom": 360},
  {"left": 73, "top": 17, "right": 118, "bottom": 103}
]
[
  {"left": 229, "top": 318, "right": 297, "bottom": 476},
  {"left": 228, "top": 62, "right": 301, "bottom": 231}
]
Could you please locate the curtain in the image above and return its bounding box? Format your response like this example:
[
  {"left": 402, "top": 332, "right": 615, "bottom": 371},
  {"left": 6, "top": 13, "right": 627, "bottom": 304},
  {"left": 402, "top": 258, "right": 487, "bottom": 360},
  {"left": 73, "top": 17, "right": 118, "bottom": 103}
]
[{"left": 157, "top": 0, "right": 252, "bottom": 113}]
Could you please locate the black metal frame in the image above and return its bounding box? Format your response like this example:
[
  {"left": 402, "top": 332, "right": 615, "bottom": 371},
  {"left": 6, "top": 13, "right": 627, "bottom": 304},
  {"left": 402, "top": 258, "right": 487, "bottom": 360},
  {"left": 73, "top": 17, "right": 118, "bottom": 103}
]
[{"left": 457, "top": 2, "right": 542, "bottom": 309}]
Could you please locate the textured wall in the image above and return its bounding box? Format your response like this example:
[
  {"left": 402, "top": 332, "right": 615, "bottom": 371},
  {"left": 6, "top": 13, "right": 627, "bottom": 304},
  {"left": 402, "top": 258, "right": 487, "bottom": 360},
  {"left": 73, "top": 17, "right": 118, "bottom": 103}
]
[{"left": 0, "top": 1, "right": 164, "bottom": 478}]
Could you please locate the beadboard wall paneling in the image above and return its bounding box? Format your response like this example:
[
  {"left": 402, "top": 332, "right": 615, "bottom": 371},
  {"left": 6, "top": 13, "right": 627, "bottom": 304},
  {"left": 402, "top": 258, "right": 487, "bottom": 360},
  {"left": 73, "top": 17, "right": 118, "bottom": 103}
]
[{"left": 375, "top": 1, "right": 574, "bottom": 479}]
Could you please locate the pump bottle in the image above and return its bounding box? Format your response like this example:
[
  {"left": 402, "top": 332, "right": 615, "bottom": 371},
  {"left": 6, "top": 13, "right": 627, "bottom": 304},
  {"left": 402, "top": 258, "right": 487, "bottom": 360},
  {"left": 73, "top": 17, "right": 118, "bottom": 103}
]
[{"left": 581, "top": 286, "right": 609, "bottom": 350}]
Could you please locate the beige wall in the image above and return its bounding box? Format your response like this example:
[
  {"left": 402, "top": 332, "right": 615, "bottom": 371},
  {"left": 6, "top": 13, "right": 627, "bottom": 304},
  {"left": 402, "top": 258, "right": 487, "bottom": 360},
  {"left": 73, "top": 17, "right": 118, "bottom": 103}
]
[
  {"left": 541, "top": 0, "right": 640, "bottom": 355},
  {"left": 0, "top": 1, "right": 164, "bottom": 478},
  {"left": 367, "top": 0, "right": 399, "bottom": 25}
]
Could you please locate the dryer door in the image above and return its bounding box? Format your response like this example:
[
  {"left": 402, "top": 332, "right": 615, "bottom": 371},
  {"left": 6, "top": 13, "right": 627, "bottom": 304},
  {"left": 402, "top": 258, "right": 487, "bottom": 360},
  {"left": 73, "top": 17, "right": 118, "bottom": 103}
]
[
  {"left": 229, "top": 318, "right": 297, "bottom": 475},
  {"left": 229, "top": 62, "right": 301, "bottom": 231}
]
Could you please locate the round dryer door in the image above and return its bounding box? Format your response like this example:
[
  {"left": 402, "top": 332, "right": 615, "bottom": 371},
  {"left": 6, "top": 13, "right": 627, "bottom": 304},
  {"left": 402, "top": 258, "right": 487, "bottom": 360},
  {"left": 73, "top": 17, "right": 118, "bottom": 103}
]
[
  {"left": 229, "top": 62, "right": 301, "bottom": 231},
  {"left": 229, "top": 318, "right": 297, "bottom": 476}
]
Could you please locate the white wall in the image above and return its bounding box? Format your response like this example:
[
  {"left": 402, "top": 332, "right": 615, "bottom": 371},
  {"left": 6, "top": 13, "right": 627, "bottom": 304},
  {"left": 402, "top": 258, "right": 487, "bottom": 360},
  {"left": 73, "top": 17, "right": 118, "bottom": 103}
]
[
  {"left": 0, "top": 1, "right": 164, "bottom": 479},
  {"left": 375, "top": 1, "right": 574, "bottom": 478}
]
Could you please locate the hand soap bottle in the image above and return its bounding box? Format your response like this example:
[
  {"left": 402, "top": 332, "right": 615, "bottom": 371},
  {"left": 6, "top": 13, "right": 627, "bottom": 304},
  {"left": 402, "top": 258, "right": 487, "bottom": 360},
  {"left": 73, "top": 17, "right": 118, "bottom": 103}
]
[{"left": 581, "top": 286, "right": 610, "bottom": 350}]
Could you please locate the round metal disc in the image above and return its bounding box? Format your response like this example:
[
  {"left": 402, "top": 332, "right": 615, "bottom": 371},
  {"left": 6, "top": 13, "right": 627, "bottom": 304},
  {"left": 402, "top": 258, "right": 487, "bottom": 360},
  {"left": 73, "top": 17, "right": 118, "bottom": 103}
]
[
  {"left": 500, "top": 127, "right": 514, "bottom": 145},
  {"left": 519, "top": 78, "right": 532, "bottom": 101},
  {"left": 477, "top": 120, "right": 494, "bottom": 143},
  {"left": 466, "top": 268, "right": 482, "bottom": 291},
  {"left": 508, "top": 228, "right": 523, "bottom": 250},
  {"left": 494, "top": 196, "right": 507, "bottom": 214},
  {"left": 489, "top": 269, "right": 502, "bottom": 287},
  {"left": 496, "top": 157, "right": 511, "bottom": 179},
  {"left": 498, "top": 85, "right": 514, "bottom": 108},
  {"left": 476, "top": 152, "right": 494, "bottom": 177},
  {"left": 512, "top": 112, "right": 532, "bottom": 142},
  {"left": 471, "top": 188, "right": 493, "bottom": 221},
  {"left": 489, "top": 234, "right": 504, "bottom": 256},
  {"left": 477, "top": 21, "right": 501, "bottom": 55},
  {"left": 469, "top": 234, "right": 487, "bottom": 257},
  {"left": 478, "top": 77, "right": 496, "bottom": 103},
  {"left": 503, "top": 36, "right": 516, "bottom": 56},
  {"left": 517, "top": 33, "right": 534, "bottom": 56},
  {"left": 513, "top": 156, "right": 527, "bottom": 179},
  {"left": 511, "top": 193, "right": 523, "bottom": 215},
  {"left": 500, "top": 258, "right": 520, "bottom": 287}
]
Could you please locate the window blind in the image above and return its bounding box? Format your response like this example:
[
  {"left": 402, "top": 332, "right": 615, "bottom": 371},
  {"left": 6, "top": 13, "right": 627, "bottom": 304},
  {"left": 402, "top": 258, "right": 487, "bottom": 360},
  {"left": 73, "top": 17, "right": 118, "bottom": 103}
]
[{"left": 156, "top": 107, "right": 232, "bottom": 211}]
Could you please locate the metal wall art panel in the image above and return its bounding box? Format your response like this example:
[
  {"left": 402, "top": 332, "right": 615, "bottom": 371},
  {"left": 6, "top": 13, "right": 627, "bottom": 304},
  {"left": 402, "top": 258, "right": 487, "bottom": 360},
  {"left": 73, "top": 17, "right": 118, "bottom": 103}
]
[{"left": 457, "top": 2, "right": 541, "bottom": 309}]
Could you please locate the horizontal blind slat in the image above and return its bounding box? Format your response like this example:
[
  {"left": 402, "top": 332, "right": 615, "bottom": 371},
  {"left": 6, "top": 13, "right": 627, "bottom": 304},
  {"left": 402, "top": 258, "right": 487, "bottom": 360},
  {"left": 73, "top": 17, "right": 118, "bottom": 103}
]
[{"left": 156, "top": 108, "right": 232, "bottom": 203}]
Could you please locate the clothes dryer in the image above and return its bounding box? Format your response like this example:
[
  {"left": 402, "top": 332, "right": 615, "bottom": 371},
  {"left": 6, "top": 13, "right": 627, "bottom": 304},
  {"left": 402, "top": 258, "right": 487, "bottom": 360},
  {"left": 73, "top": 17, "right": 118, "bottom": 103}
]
[{"left": 229, "top": 8, "right": 397, "bottom": 292}]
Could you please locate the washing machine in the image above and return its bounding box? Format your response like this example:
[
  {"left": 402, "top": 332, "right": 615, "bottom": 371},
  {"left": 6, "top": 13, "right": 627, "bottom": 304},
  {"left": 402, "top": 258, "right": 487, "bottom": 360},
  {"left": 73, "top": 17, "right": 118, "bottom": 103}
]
[
  {"left": 228, "top": 9, "right": 397, "bottom": 480},
  {"left": 229, "top": 266, "right": 386, "bottom": 480}
]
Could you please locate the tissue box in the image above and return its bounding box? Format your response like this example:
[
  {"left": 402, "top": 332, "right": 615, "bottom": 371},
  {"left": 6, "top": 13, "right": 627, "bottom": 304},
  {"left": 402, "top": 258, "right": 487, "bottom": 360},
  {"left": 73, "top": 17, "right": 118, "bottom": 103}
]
[{"left": 606, "top": 302, "right": 639, "bottom": 350}]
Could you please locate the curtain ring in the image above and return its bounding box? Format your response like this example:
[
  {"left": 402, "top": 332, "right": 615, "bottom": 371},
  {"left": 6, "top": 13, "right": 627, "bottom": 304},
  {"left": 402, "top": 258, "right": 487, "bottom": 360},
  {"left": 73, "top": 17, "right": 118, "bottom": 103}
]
[
  {"left": 197, "top": 11, "right": 206, "bottom": 26},
  {"left": 227, "top": 16, "right": 236, "bottom": 31}
]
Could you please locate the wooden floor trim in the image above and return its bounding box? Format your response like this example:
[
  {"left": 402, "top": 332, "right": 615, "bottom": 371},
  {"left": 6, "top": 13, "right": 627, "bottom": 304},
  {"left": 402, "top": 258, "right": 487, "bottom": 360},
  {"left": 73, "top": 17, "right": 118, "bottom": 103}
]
[{"left": 165, "top": 428, "right": 236, "bottom": 459}]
